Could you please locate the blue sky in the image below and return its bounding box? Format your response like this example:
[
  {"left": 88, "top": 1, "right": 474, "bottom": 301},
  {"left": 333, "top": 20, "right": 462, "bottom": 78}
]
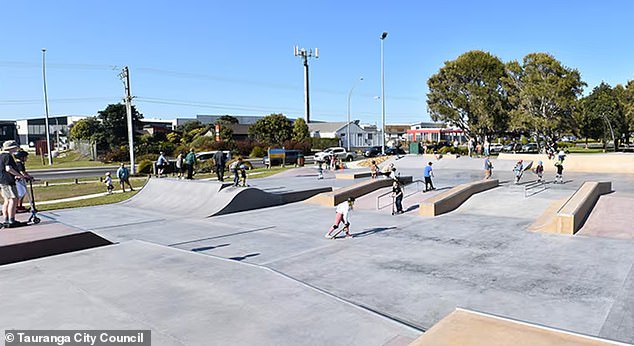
[{"left": 1, "top": 0, "right": 634, "bottom": 124}]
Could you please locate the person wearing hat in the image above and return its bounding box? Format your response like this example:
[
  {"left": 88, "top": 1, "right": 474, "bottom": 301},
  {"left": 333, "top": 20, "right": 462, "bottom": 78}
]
[
  {"left": 0, "top": 140, "right": 32, "bottom": 227},
  {"left": 104, "top": 172, "right": 114, "bottom": 194},
  {"left": 325, "top": 197, "right": 355, "bottom": 239},
  {"left": 14, "top": 150, "right": 30, "bottom": 213},
  {"left": 534, "top": 160, "right": 544, "bottom": 182}
]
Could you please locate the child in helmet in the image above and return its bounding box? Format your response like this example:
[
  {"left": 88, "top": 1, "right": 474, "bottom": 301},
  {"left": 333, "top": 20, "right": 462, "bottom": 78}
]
[
  {"left": 325, "top": 197, "right": 355, "bottom": 239},
  {"left": 105, "top": 172, "right": 114, "bottom": 194}
]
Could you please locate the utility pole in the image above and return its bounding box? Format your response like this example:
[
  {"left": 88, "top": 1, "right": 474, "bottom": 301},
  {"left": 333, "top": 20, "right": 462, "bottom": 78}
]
[
  {"left": 294, "top": 46, "right": 318, "bottom": 123},
  {"left": 120, "top": 66, "right": 136, "bottom": 174},
  {"left": 380, "top": 32, "right": 388, "bottom": 155},
  {"left": 41, "top": 48, "right": 53, "bottom": 165}
]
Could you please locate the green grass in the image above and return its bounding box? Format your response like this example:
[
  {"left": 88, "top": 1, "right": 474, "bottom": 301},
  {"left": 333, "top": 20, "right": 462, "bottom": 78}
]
[
  {"left": 36, "top": 190, "right": 140, "bottom": 212},
  {"left": 566, "top": 147, "right": 606, "bottom": 154},
  {"left": 33, "top": 177, "right": 148, "bottom": 202},
  {"left": 26, "top": 150, "right": 110, "bottom": 169},
  {"left": 194, "top": 166, "right": 293, "bottom": 180}
]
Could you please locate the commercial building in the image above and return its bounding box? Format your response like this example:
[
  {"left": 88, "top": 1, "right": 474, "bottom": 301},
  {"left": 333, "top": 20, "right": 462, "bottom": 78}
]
[{"left": 406, "top": 122, "right": 465, "bottom": 143}]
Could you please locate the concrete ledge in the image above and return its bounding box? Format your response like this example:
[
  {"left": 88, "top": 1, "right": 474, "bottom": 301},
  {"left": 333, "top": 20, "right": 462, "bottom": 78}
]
[
  {"left": 531, "top": 181, "right": 612, "bottom": 235},
  {"left": 306, "top": 176, "right": 413, "bottom": 206},
  {"left": 410, "top": 308, "right": 628, "bottom": 346},
  {"left": 419, "top": 179, "right": 499, "bottom": 216},
  {"left": 499, "top": 153, "right": 634, "bottom": 173},
  {"left": 335, "top": 171, "right": 373, "bottom": 179}
]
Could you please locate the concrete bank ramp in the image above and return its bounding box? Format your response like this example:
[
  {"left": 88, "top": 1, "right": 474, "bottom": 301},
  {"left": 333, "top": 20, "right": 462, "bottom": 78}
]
[
  {"left": 122, "top": 178, "right": 330, "bottom": 218},
  {"left": 410, "top": 308, "right": 628, "bottom": 346}
]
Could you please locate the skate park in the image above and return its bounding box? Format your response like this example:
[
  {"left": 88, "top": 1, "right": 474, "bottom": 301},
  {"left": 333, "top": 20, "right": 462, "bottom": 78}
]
[{"left": 2, "top": 154, "right": 634, "bottom": 345}]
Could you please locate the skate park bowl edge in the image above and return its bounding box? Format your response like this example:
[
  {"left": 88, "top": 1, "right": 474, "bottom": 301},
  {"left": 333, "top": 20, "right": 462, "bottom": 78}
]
[
  {"left": 120, "top": 178, "right": 332, "bottom": 218},
  {"left": 419, "top": 179, "right": 499, "bottom": 217},
  {"left": 530, "top": 181, "right": 612, "bottom": 235},
  {"left": 305, "top": 176, "right": 413, "bottom": 207},
  {"left": 409, "top": 308, "right": 629, "bottom": 346}
]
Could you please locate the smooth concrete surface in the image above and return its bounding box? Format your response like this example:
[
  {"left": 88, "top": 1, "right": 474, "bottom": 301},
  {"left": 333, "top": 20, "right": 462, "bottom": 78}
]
[
  {"left": 0, "top": 241, "right": 420, "bottom": 346},
  {"left": 306, "top": 176, "right": 413, "bottom": 206},
  {"left": 578, "top": 193, "right": 634, "bottom": 240},
  {"left": 8, "top": 155, "right": 634, "bottom": 345},
  {"left": 419, "top": 179, "right": 499, "bottom": 216},
  {"left": 336, "top": 171, "right": 373, "bottom": 179},
  {"left": 410, "top": 309, "right": 629, "bottom": 346},
  {"left": 530, "top": 182, "right": 612, "bottom": 235},
  {"left": 500, "top": 153, "right": 634, "bottom": 173}
]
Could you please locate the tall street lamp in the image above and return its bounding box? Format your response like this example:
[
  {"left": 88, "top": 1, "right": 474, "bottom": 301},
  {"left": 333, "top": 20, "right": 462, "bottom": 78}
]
[
  {"left": 41, "top": 48, "right": 53, "bottom": 165},
  {"left": 380, "top": 31, "right": 388, "bottom": 155},
  {"left": 347, "top": 77, "right": 363, "bottom": 151}
]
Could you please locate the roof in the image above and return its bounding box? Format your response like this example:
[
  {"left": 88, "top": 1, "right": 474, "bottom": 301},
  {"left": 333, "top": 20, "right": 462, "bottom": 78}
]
[{"left": 308, "top": 122, "right": 349, "bottom": 133}]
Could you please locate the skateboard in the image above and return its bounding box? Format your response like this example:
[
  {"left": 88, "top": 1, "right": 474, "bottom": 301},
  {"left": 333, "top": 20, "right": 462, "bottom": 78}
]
[{"left": 328, "top": 224, "right": 351, "bottom": 239}]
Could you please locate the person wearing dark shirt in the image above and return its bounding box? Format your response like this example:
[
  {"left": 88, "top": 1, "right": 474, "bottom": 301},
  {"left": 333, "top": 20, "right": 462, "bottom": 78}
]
[
  {"left": 0, "top": 141, "right": 32, "bottom": 227},
  {"left": 392, "top": 180, "right": 404, "bottom": 214}
]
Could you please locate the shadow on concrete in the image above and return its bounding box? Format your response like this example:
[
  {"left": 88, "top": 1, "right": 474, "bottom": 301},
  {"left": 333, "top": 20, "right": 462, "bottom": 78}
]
[
  {"left": 191, "top": 243, "right": 230, "bottom": 252},
  {"left": 352, "top": 226, "right": 398, "bottom": 238},
  {"left": 229, "top": 253, "right": 261, "bottom": 261}
]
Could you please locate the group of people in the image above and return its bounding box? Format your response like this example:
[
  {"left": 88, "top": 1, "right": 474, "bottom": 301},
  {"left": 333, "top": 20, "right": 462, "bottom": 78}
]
[
  {"left": 482, "top": 155, "right": 565, "bottom": 184},
  {"left": 0, "top": 140, "right": 33, "bottom": 228},
  {"left": 104, "top": 163, "right": 135, "bottom": 193},
  {"left": 170, "top": 149, "right": 197, "bottom": 180}
]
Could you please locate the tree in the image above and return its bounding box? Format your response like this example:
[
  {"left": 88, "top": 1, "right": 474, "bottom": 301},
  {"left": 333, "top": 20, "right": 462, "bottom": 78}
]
[
  {"left": 97, "top": 103, "right": 143, "bottom": 149},
  {"left": 574, "top": 98, "right": 602, "bottom": 148},
  {"left": 583, "top": 82, "right": 626, "bottom": 150},
  {"left": 248, "top": 113, "right": 293, "bottom": 145},
  {"left": 215, "top": 115, "right": 238, "bottom": 144},
  {"left": 292, "top": 117, "right": 310, "bottom": 142},
  {"left": 69, "top": 117, "right": 103, "bottom": 143},
  {"left": 427, "top": 50, "right": 509, "bottom": 141},
  {"left": 614, "top": 80, "right": 634, "bottom": 145},
  {"left": 503, "top": 53, "right": 585, "bottom": 149}
]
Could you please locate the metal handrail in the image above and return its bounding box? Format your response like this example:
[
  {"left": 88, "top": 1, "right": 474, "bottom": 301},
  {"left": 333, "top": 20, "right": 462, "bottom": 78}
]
[
  {"left": 376, "top": 189, "right": 396, "bottom": 210},
  {"left": 376, "top": 179, "right": 423, "bottom": 210}
]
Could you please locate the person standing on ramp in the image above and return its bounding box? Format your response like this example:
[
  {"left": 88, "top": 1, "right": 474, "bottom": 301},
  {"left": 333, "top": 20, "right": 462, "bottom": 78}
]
[
  {"left": 213, "top": 150, "right": 227, "bottom": 182},
  {"left": 185, "top": 148, "right": 196, "bottom": 180},
  {"left": 423, "top": 162, "right": 435, "bottom": 191},
  {"left": 325, "top": 197, "right": 355, "bottom": 239}
]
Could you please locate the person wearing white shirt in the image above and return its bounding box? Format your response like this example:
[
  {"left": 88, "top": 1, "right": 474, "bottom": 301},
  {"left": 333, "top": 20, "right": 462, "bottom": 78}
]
[{"left": 325, "top": 197, "right": 355, "bottom": 239}]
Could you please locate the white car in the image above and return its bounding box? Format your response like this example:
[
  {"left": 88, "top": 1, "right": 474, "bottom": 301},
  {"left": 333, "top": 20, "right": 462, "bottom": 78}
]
[
  {"left": 489, "top": 143, "right": 504, "bottom": 153},
  {"left": 314, "top": 147, "right": 355, "bottom": 162}
]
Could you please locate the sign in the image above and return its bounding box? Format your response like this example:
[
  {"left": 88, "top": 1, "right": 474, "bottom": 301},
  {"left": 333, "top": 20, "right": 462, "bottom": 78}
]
[{"left": 269, "top": 148, "right": 286, "bottom": 159}]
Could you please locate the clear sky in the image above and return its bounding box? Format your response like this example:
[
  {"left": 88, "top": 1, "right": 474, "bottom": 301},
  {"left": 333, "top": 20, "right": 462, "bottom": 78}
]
[{"left": 1, "top": 0, "right": 634, "bottom": 124}]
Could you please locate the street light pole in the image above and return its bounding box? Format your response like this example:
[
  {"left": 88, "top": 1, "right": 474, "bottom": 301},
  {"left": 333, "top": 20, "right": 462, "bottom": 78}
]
[
  {"left": 294, "top": 46, "right": 319, "bottom": 123},
  {"left": 380, "top": 32, "right": 388, "bottom": 155},
  {"left": 347, "top": 77, "right": 363, "bottom": 151},
  {"left": 41, "top": 48, "right": 53, "bottom": 165}
]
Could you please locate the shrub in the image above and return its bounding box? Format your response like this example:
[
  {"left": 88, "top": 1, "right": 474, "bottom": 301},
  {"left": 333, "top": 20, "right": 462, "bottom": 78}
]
[
  {"left": 137, "top": 159, "right": 154, "bottom": 174},
  {"left": 190, "top": 136, "right": 217, "bottom": 151},
  {"left": 250, "top": 146, "right": 266, "bottom": 158},
  {"left": 100, "top": 146, "right": 129, "bottom": 163}
]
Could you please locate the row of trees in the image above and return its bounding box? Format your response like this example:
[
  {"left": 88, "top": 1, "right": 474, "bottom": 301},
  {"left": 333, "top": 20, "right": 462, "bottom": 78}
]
[
  {"left": 69, "top": 103, "right": 316, "bottom": 161},
  {"left": 427, "top": 51, "right": 634, "bottom": 149}
]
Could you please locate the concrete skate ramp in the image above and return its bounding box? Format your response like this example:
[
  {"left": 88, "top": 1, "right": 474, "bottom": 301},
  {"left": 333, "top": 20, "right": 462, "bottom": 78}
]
[
  {"left": 122, "top": 178, "right": 330, "bottom": 218},
  {"left": 306, "top": 176, "right": 413, "bottom": 206},
  {"left": 410, "top": 308, "right": 627, "bottom": 346},
  {"left": 577, "top": 194, "right": 634, "bottom": 240},
  {"left": 419, "top": 179, "right": 499, "bottom": 216},
  {"left": 530, "top": 182, "right": 612, "bottom": 235},
  {"left": 500, "top": 153, "right": 634, "bottom": 173}
]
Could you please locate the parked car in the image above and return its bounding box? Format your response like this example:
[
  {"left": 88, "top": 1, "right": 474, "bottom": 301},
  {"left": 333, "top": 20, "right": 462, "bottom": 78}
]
[
  {"left": 521, "top": 143, "right": 539, "bottom": 153},
  {"left": 489, "top": 143, "right": 504, "bottom": 153},
  {"left": 502, "top": 143, "right": 522, "bottom": 152},
  {"left": 426, "top": 141, "right": 452, "bottom": 151},
  {"left": 196, "top": 151, "right": 231, "bottom": 163},
  {"left": 262, "top": 149, "right": 303, "bottom": 166},
  {"left": 314, "top": 147, "right": 356, "bottom": 162},
  {"left": 363, "top": 146, "right": 384, "bottom": 157},
  {"left": 385, "top": 147, "right": 406, "bottom": 156}
]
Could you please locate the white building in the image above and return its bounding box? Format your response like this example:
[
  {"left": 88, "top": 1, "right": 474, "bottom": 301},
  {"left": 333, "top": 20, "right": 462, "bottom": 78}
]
[{"left": 308, "top": 121, "right": 381, "bottom": 148}]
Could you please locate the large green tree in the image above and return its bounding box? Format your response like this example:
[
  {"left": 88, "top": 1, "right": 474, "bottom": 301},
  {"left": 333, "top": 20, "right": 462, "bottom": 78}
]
[
  {"left": 69, "top": 117, "right": 104, "bottom": 143},
  {"left": 292, "top": 117, "right": 310, "bottom": 142},
  {"left": 614, "top": 80, "right": 634, "bottom": 145},
  {"left": 248, "top": 113, "right": 293, "bottom": 145},
  {"left": 504, "top": 53, "right": 585, "bottom": 148},
  {"left": 583, "top": 82, "right": 626, "bottom": 149},
  {"left": 427, "top": 50, "right": 509, "bottom": 141},
  {"left": 97, "top": 103, "right": 143, "bottom": 149}
]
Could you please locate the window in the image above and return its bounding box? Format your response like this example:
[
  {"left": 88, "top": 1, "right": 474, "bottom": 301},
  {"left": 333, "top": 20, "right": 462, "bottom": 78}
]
[{"left": 367, "top": 133, "right": 373, "bottom": 140}]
